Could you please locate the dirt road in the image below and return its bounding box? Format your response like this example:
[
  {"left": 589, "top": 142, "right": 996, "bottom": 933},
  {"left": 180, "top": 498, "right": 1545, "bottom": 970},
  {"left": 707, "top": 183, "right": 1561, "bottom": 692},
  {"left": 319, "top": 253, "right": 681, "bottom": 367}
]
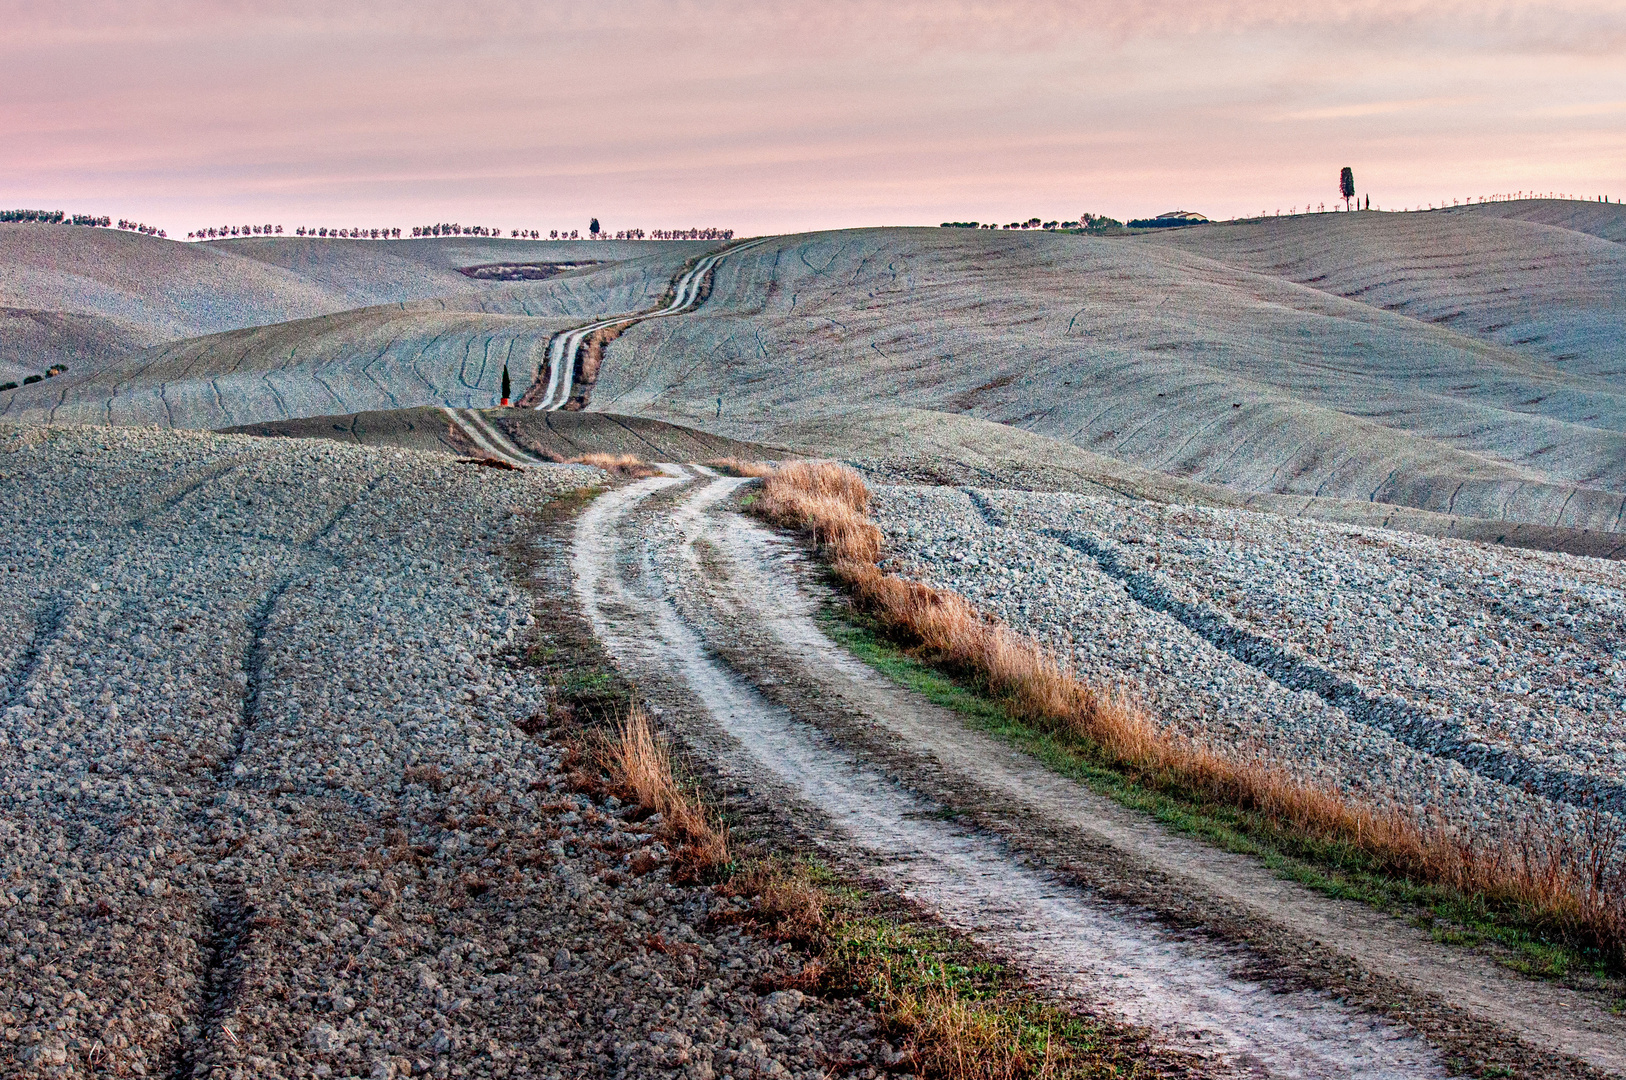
[
  {"left": 531, "top": 238, "right": 770, "bottom": 410},
  {"left": 440, "top": 406, "right": 545, "bottom": 466},
  {"left": 566, "top": 468, "right": 1626, "bottom": 1079}
]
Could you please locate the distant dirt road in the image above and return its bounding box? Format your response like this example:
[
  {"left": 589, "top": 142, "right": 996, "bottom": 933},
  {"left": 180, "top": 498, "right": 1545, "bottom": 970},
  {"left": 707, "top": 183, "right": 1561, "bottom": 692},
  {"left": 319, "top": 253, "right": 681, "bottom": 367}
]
[
  {"left": 570, "top": 468, "right": 1626, "bottom": 1079},
  {"left": 531, "top": 239, "right": 770, "bottom": 410},
  {"left": 439, "top": 406, "right": 543, "bottom": 467}
]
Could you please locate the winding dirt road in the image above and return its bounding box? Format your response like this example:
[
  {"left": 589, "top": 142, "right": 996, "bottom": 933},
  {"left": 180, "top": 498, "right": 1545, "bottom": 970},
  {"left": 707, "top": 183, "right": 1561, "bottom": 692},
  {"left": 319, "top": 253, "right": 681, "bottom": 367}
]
[
  {"left": 565, "top": 467, "right": 1626, "bottom": 1079},
  {"left": 531, "top": 238, "right": 769, "bottom": 410},
  {"left": 439, "top": 406, "right": 544, "bottom": 468}
]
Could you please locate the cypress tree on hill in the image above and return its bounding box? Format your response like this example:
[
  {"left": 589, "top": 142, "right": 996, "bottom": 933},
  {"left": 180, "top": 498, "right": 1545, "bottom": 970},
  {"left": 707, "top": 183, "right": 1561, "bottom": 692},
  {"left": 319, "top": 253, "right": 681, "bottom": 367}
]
[{"left": 1340, "top": 167, "right": 1356, "bottom": 210}]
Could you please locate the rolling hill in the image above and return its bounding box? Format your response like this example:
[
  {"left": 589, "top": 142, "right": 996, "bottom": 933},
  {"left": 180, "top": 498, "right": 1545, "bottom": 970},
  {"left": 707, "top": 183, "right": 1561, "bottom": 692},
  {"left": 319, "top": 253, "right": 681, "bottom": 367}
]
[
  {"left": 592, "top": 206, "right": 1626, "bottom": 533},
  {"left": 4, "top": 203, "right": 1624, "bottom": 543}
]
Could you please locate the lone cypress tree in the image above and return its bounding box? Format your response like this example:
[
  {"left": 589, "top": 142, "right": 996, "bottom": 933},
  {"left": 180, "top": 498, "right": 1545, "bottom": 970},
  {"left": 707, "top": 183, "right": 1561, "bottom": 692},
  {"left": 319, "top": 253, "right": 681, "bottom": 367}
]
[
  {"left": 501, "top": 364, "right": 511, "bottom": 404},
  {"left": 1340, "top": 167, "right": 1356, "bottom": 211}
]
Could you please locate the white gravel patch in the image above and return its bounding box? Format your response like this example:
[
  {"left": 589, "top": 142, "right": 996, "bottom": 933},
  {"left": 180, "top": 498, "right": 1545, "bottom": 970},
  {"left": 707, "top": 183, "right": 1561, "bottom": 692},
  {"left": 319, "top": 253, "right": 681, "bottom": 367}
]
[{"left": 870, "top": 482, "right": 1626, "bottom": 847}]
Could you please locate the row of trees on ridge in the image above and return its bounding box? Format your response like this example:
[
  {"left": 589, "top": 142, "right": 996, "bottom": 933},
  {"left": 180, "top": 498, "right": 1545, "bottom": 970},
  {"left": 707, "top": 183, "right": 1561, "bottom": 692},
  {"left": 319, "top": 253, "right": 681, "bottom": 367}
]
[
  {"left": 3, "top": 211, "right": 160, "bottom": 236},
  {"left": 940, "top": 213, "right": 1122, "bottom": 232}
]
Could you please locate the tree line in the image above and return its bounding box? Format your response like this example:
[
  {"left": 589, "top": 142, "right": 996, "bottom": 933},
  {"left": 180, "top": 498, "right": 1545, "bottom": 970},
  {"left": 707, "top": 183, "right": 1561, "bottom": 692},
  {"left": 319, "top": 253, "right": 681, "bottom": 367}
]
[
  {"left": 300, "top": 226, "right": 398, "bottom": 239},
  {"left": 173, "top": 220, "right": 744, "bottom": 243},
  {"left": 190, "top": 225, "right": 284, "bottom": 239},
  {"left": 410, "top": 223, "right": 736, "bottom": 241},
  {"left": 2, "top": 210, "right": 156, "bottom": 235},
  {"left": 940, "top": 213, "right": 1121, "bottom": 232}
]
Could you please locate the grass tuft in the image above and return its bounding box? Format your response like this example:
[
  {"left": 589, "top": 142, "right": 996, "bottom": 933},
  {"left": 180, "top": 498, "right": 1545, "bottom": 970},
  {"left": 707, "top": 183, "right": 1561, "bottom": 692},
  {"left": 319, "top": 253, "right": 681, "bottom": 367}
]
[
  {"left": 705, "top": 457, "right": 781, "bottom": 478},
  {"left": 569, "top": 452, "right": 660, "bottom": 479},
  {"left": 578, "top": 706, "right": 729, "bottom": 879}
]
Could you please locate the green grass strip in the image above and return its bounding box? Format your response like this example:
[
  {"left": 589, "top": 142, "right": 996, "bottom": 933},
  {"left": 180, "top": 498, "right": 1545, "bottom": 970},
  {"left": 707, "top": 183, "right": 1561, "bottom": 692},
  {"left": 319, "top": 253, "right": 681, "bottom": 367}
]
[
  {"left": 819, "top": 605, "right": 1611, "bottom": 984},
  {"left": 727, "top": 856, "right": 1155, "bottom": 1078}
]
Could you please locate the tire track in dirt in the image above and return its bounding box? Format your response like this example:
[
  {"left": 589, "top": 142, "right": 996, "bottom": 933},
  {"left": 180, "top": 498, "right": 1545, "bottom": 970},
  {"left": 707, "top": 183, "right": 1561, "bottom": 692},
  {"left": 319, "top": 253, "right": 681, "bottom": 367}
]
[
  {"left": 168, "top": 481, "right": 376, "bottom": 1078},
  {"left": 1038, "top": 521, "right": 1626, "bottom": 813}
]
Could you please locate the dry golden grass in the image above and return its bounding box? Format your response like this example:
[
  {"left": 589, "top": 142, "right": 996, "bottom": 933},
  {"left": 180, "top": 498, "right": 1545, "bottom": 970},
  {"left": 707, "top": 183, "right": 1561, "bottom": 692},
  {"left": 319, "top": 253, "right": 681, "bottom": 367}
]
[
  {"left": 889, "top": 984, "right": 1045, "bottom": 1080},
  {"left": 749, "top": 461, "right": 1626, "bottom": 967},
  {"left": 570, "top": 452, "right": 660, "bottom": 479},
  {"left": 755, "top": 460, "right": 883, "bottom": 564},
  {"left": 593, "top": 706, "right": 728, "bottom": 876},
  {"left": 705, "top": 457, "right": 780, "bottom": 478},
  {"left": 579, "top": 324, "right": 624, "bottom": 386},
  {"left": 719, "top": 859, "right": 830, "bottom": 943}
]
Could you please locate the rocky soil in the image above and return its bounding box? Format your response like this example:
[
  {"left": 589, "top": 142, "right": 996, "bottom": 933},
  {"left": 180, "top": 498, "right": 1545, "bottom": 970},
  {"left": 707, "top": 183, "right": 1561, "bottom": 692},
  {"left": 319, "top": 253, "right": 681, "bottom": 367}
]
[
  {"left": 0, "top": 424, "right": 891, "bottom": 1079},
  {"left": 868, "top": 480, "right": 1626, "bottom": 846}
]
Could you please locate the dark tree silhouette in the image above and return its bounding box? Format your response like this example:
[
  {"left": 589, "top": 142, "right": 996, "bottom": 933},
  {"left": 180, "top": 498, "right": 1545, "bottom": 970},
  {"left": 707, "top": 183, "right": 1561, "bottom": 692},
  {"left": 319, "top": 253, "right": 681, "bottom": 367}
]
[
  {"left": 589, "top": 218, "right": 600, "bottom": 237},
  {"left": 1340, "top": 166, "right": 1356, "bottom": 210}
]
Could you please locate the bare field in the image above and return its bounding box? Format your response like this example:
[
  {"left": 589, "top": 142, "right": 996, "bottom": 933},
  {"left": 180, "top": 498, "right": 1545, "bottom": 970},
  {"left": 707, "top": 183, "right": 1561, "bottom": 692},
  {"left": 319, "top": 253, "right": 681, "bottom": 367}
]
[
  {"left": 0, "top": 242, "right": 705, "bottom": 428},
  {"left": 597, "top": 206, "right": 1626, "bottom": 534},
  {"left": 0, "top": 423, "right": 899, "bottom": 1080},
  {"left": 5, "top": 201, "right": 1626, "bottom": 1077}
]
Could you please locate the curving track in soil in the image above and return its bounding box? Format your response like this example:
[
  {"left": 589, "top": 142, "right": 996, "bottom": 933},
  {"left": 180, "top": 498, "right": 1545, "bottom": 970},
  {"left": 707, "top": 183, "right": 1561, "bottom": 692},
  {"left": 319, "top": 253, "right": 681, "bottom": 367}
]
[
  {"left": 530, "top": 239, "right": 770, "bottom": 410},
  {"left": 439, "top": 406, "right": 546, "bottom": 468},
  {"left": 568, "top": 468, "right": 1626, "bottom": 1079}
]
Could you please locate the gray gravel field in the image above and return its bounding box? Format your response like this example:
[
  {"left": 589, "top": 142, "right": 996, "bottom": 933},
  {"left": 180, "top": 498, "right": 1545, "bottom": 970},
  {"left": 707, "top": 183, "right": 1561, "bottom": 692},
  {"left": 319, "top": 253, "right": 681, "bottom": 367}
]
[
  {"left": 0, "top": 424, "right": 886, "bottom": 1080},
  {"left": 868, "top": 481, "right": 1626, "bottom": 847}
]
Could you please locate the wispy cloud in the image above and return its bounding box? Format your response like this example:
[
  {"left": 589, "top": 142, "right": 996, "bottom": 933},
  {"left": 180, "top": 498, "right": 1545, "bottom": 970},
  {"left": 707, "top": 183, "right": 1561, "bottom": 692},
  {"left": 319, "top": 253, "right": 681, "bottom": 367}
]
[
  {"left": 1, "top": 0, "right": 1621, "bottom": 230},
  {"left": 1277, "top": 97, "right": 1484, "bottom": 121}
]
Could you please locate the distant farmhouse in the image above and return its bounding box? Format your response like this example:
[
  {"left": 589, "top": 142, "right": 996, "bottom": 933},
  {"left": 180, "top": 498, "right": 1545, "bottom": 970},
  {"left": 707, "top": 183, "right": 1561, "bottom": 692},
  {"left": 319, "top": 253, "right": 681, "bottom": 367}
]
[{"left": 1128, "top": 210, "right": 1209, "bottom": 229}]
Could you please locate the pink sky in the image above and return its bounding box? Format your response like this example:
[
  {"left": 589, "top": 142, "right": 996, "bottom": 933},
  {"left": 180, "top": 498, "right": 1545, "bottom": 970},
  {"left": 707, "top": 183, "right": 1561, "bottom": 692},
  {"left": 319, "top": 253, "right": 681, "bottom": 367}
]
[{"left": 3, "top": 1, "right": 1623, "bottom": 236}]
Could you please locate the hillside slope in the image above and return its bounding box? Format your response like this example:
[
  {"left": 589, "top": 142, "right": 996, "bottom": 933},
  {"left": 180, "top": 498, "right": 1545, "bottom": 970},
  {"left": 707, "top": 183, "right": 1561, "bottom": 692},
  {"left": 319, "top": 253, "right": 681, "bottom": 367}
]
[
  {"left": 0, "top": 225, "right": 710, "bottom": 362},
  {"left": 7, "top": 210, "right": 1624, "bottom": 538},
  {"left": 592, "top": 216, "right": 1626, "bottom": 532},
  {"left": 1469, "top": 197, "right": 1626, "bottom": 245},
  {"left": 0, "top": 251, "right": 700, "bottom": 428},
  {"left": 1146, "top": 203, "right": 1626, "bottom": 377}
]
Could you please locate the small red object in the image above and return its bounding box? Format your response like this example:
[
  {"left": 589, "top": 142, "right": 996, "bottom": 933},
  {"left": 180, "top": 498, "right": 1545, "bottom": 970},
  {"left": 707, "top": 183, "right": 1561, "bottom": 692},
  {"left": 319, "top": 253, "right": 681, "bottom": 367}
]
[{"left": 500, "top": 398, "right": 511, "bottom": 407}]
